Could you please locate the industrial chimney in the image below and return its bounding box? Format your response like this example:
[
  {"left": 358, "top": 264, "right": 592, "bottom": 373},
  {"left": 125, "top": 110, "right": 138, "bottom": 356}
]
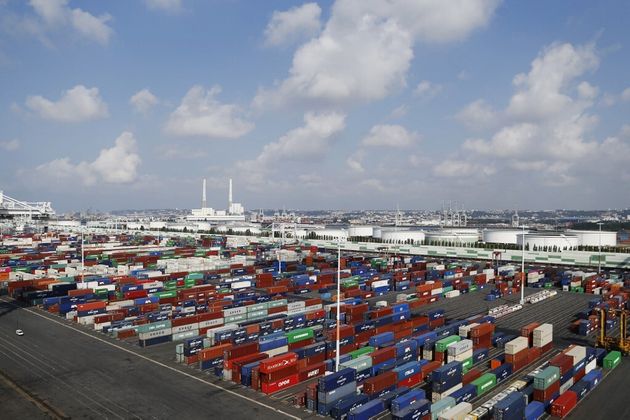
[{"left": 202, "top": 178, "right": 207, "bottom": 208}]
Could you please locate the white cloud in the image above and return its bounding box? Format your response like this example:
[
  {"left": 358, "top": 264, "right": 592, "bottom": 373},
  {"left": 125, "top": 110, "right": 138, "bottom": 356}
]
[
  {"left": 621, "top": 124, "right": 630, "bottom": 138},
  {"left": 255, "top": 112, "right": 346, "bottom": 165},
  {"left": 254, "top": 0, "right": 500, "bottom": 108},
  {"left": 33, "top": 132, "right": 141, "bottom": 186},
  {"left": 414, "top": 80, "right": 442, "bottom": 98},
  {"left": 456, "top": 99, "right": 497, "bottom": 130},
  {"left": 165, "top": 85, "right": 254, "bottom": 139},
  {"left": 463, "top": 123, "right": 538, "bottom": 157},
  {"left": 577, "top": 81, "right": 598, "bottom": 100},
  {"left": 130, "top": 89, "right": 159, "bottom": 114},
  {"left": 389, "top": 104, "right": 408, "bottom": 119},
  {"left": 346, "top": 151, "right": 365, "bottom": 173},
  {"left": 70, "top": 8, "right": 113, "bottom": 45},
  {"left": 622, "top": 87, "right": 630, "bottom": 102},
  {"left": 26, "top": 85, "right": 109, "bottom": 122},
  {"left": 433, "top": 160, "right": 495, "bottom": 177},
  {"left": 0, "top": 139, "right": 20, "bottom": 151},
  {"left": 144, "top": 0, "right": 183, "bottom": 13},
  {"left": 506, "top": 42, "right": 598, "bottom": 119},
  {"left": 361, "top": 124, "right": 417, "bottom": 148},
  {"left": 27, "top": 0, "right": 113, "bottom": 45},
  {"left": 264, "top": 3, "right": 321, "bottom": 47},
  {"left": 445, "top": 42, "right": 616, "bottom": 187}
]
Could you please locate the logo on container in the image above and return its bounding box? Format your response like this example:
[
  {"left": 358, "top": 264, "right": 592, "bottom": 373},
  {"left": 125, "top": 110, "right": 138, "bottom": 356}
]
[{"left": 447, "top": 368, "right": 457, "bottom": 376}]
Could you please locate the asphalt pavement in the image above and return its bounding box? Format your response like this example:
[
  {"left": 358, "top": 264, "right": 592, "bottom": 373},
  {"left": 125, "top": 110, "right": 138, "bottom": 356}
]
[{"left": 0, "top": 298, "right": 314, "bottom": 420}]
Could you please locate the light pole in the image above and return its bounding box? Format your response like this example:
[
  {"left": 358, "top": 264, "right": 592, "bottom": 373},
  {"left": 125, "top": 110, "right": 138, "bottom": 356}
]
[
  {"left": 81, "top": 227, "right": 85, "bottom": 279},
  {"left": 520, "top": 224, "right": 526, "bottom": 305},
  {"left": 335, "top": 237, "right": 341, "bottom": 372},
  {"left": 597, "top": 222, "right": 603, "bottom": 274}
]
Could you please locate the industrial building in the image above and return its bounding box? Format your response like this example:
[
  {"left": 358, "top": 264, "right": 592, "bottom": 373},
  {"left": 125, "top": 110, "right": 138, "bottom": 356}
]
[
  {"left": 0, "top": 190, "right": 55, "bottom": 219},
  {"left": 187, "top": 178, "right": 245, "bottom": 222}
]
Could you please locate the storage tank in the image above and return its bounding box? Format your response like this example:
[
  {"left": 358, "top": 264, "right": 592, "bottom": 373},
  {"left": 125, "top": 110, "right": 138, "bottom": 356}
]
[
  {"left": 482, "top": 229, "right": 530, "bottom": 245},
  {"left": 308, "top": 228, "right": 348, "bottom": 240},
  {"left": 425, "top": 228, "right": 479, "bottom": 245},
  {"left": 372, "top": 227, "right": 383, "bottom": 239},
  {"left": 347, "top": 225, "right": 374, "bottom": 237},
  {"left": 517, "top": 232, "right": 579, "bottom": 249},
  {"left": 567, "top": 229, "right": 617, "bottom": 247},
  {"left": 380, "top": 230, "right": 425, "bottom": 244}
]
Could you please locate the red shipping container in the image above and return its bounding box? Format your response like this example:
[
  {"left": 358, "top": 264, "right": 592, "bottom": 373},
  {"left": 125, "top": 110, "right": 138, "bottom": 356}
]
[
  {"left": 549, "top": 354, "right": 573, "bottom": 376},
  {"left": 471, "top": 323, "right": 495, "bottom": 337},
  {"left": 224, "top": 342, "right": 259, "bottom": 361},
  {"left": 298, "top": 362, "right": 326, "bottom": 382},
  {"left": 462, "top": 368, "right": 482, "bottom": 385},
  {"left": 551, "top": 391, "right": 577, "bottom": 418},
  {"left": 398, "top": 372, "right": 423, "bottom": 388},
  {"left": 434, "top": 351, "right": 445, "bottom": 363},
  {"left": 76, "top": 301, "right": 107, "bottom": 312},
  {"left": 573, "top": 368, "right": 585, "bottom": 382},
  {"left": 533, "top": 380, "right": 560, "bottom": 402},
  {"left": 371, "top": 347, "right": 396, "bottom": 365},
  {"left": 289, "top": 338, "right": 314, "bottom": 351},
  {"left": 261, "top": 373, "right": 300, "bottom": 394},
  {"left": 362, "top": 371, "right": 397, "bottom": 395},
  {"left": 259, "top": 352, "right": 298, "bottom": 374},
  {"left": 421, "top": 361, "right": 442, "bottom": 377}
]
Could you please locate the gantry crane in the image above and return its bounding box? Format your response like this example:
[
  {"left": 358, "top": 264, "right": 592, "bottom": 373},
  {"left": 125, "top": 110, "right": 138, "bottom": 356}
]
[{"left": 597, "top": 308, "right": 630, "bottom": 354}]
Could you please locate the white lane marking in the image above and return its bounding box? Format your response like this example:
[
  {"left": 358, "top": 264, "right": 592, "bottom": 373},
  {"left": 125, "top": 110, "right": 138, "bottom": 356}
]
[{"left": 3, "top": 300, "right": 301, "bottom": 420}]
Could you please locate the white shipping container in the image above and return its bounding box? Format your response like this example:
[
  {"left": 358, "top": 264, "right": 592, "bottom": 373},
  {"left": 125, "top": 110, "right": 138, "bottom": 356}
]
[
  {"left": 438, "top": 402, "right": 473, "bottom": 420},
  {"left": 305, "top": 304, "right": 323, "bottom": 312},
  {"left": 449, "top": 350, "right": 473, "bottom": 363},
  {"left": 142, "top": 281, "right": 164, "bottom": 290},
  {"left": 372, "top": 280, "right": 390, "bottom": 289},
  {"left": 445, "top": 290, "right": 461, "bottom": 298},
  {"left": 533, "top": 324, "right": 553, "bottom": 337},
  {"left": 139, "top": 328, "right": 172, "bottom": 340},
  {"left": 432, "top": 383, "right": 463, "bottom": 403},
  {"left": 93, "top": 321, "right": 111, "bottom": 331},
  {"left": 448, "top": 339, "right": 473, "bottom": 356},
  {"left": 564, "top": 345, "right": 587, "bottom": 366},
  {"left": 288, "top": 301, "right": 306, "bottom": 312},
  {"left": 223, "top": 307, "right": 247, "bottom": 317},
  {"left": 172, "top": 330, "right": 198, "bottom": 341},
  {"left": 77, "top": 315, "right": 96, "bottom": 325},
  {"left": 559, "top": 378, "right": 574, "bottom": 394},
  {"left": 483, "top": 268, "right": 495, "bottom": 280},
  {"left": 172, "top": 323, "right": 200, "bottom": 334},
  {"left": 198, "top": 318, "right": 224, "bottom": 329},
  {"left": 585, "top": 359, "right": 597, "bottom": 374},
  {"left": 505, "top": 337, "right": 529, "bottom": 355},
  {"left": 231, "top": 280, "right": 251, "bottom": 290},
  {"left": 431, "top": 288, "right": 444, "bottom": 296},
  {"left": 264, "top": 345, "right": 289, "bottom": 357}
]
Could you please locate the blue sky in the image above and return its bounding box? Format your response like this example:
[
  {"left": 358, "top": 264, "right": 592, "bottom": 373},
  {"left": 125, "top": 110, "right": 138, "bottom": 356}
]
[{"left": 1, "top": 0, "right": 629, "bottom": 212}]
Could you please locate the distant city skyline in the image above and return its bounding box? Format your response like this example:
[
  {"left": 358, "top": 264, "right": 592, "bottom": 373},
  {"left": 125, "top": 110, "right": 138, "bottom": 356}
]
[{"left": 1, "top": 0, "right": 629, "bottom": 212}]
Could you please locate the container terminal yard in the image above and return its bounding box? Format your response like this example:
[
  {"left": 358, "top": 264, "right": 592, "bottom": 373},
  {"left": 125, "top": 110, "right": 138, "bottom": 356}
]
[{"left": 1, "top": 230, "right": 629, "bottom": 420}]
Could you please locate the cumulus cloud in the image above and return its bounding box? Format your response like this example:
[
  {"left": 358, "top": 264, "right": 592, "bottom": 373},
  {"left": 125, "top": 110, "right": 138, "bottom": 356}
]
[
  {"left": 130, "top": 89, "right": 159, "bottom": 114},
  {"left": 26, "top": 85, "right": 108, "bottom": 122},
  {"left": 144, "top": 0, "right": 182, "bottom": 13},
  {"left": 254, "top": 0, "right": 500, "bottom": 108},
  {"left": 254, "top": 112, "right": 346, "bottom": 165},
  {"left": 433, "top": 160, "right": 493, "bottom": 177},
  {"left": 361, "top": 124, "right": 417, "bottom": 148},
  {"left": 441, "top": 41, "right": 623, "bottom": 188},
  {"left": 27, "top": 0, "right": 113, "bottom": 45},
  {"left": 389, "top": 104, "right": 408, "bottom": 119},
  {"left": 346, "top": 151, "right": 365, "bottom": 173},
  {"left": 165, "top": 85, "right": 254, "bottom": 139},
  {"left": 506, "top": 42, "right": 598, "bottom": 119},
  {"left": 264, "top": 3, "right": 321, "bottom": 47},
  {"left": 456, "top": 99, "right": 498, "bottom": 130},
  {"left": 33, "top": 132, "right": 141, "bottom": 186},
  {"left": 414, "top": 80, "right": 442, "bottom": 99},
  {"left": 0, "top": 139, "right": 20, "bottom": 151}
]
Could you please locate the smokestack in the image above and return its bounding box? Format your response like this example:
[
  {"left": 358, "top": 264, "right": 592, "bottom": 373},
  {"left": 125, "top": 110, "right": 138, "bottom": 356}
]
[
  {"left": 202, "top": 178, "right": 207, "bottom": 208},
  {"left": 228, "top": 178, "right": 233, "bottom": 208}
]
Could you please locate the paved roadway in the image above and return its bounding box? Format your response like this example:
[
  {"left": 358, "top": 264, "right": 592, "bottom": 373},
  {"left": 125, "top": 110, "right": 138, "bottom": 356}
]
[{"left": 0, "top": 298, "right": 314, "bottom": 420}]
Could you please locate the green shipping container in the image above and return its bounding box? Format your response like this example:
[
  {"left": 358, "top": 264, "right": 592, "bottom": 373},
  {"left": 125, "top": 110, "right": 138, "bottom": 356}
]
[
  {"left": 435, "top": 335, "right": 462, "bottom": 353},
  {"left": 286, "top": 328, "right": 314, "bottom": 344},
  {"left": 469, "top": 284, "right": 478, "bottom": 292},
  {"left": 349, "top": 346, "right": 375, "bottom": 359},
  {"left": 603, "top": 351, "right": 621, "bottom": 369},
  {"left": 471, "top": 373, "right": 497, "bottom": 395},
  {"left": 247, "top": 310, "right": 267, "bottom": 320},
  {"left": 462, "top": 357, "right": 473, "bottom": 373},
  {"left": 225, "top": 314, "right": 247, "bottom": 324},
  {"left": 137, "top": 320, "right": 171, "bottom": 333},
  {"left": 430, "top": 396, "right": 456, "bottom": 420},
  {"left": 533, "top": 366, "right": 560, "bottom": 390},
  {"left": 268, "top": 299, "right": 288, "bottom": 308},
  {"left": 246, "top": 303, "right": 268, "bottom": 313},
  {"left": 156, "top": 290, "right": 177, "bottom": 299}
]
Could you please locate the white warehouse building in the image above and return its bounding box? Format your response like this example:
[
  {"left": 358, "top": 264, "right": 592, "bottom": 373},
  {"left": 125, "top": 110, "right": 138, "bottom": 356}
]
[
  {"left": 348, "top": 225, "right": 374, "bottom": 237},
  {"left": 425, "top": 228, "right": 479, "bottom": 245}
]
